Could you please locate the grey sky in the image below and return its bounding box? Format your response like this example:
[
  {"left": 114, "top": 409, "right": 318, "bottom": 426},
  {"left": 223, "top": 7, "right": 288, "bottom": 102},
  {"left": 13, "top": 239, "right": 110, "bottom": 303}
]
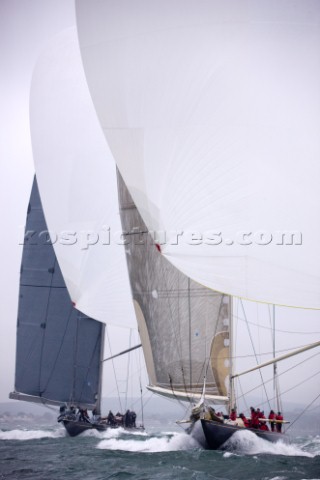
[
  {"left": 0, "top": 0, "right": 319, "bottom": 415},
  {"left": 0, "top": 0, "right": 75, "bottom": 403}
]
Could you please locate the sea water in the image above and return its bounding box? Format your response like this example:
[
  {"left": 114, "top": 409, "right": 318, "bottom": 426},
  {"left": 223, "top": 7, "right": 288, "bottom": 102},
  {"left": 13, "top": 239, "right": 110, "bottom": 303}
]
[{"left": 0, "top": 424, "right": 319, "bottom": 480}]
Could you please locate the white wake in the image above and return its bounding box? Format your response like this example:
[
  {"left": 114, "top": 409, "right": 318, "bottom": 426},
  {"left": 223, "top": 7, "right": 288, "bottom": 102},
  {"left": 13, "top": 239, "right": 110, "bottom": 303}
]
[
  {"left": 97, "top": 430, "right": 200, "bottom": 452},
  {"left": 0, "top": 428, "right": 65, "bottom": 441},
  {"left": 222, "top": 430, "right": 317, "bottom": 457}
]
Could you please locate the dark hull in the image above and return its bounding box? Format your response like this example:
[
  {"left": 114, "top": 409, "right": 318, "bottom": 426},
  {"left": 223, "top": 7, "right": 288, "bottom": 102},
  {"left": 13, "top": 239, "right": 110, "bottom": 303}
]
[
  {"left": 199, "top": 419, "right": 284, "bottom": 450},
  {"left": 62, "top": 420, "right": 107, "bottom": 437},
  {"left": 62, "top": 419, "right": 144, "bottom": 437}
]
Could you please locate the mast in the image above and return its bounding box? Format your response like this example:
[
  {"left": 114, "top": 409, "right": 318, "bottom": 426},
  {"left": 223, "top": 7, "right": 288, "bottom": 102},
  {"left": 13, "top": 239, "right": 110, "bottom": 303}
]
[
  {"left": 272, "top": 305, "right": 281, "bottom": 413},
  {"left": 229, "top": 297, "right": 235, "bottom": 413},
  {"left": 188, "top": 277, "right": 192, "bottom": 392},
  {"left": 96, "top": 323, "right": 106, "bottom": 415}
]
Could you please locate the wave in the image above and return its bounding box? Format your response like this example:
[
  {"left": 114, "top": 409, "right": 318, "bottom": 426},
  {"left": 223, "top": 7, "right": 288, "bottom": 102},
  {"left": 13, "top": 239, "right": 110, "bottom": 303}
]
[
  {"left": 97, "top": 430, "right": 199, "bottom": 452},
  {"left": 294, "top": 434, "right": 320, "bottom": 456},
  {"left": 0, "top": 428, "right": 65, "bottom": 441},
  {"left": 79, "top": 426, "right": 148, "bottom": 439},
  {"left": 222, "top": 430, "right": 318, "bottom": 457}
]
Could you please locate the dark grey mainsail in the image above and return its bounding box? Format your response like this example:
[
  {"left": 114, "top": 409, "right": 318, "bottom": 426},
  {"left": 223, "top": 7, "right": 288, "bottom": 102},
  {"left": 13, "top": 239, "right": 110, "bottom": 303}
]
[
  {"left": 117, "top": 171, "right": 231, "bottom": 404},
  {"left": 10, "top": 177, "right": 105, "bottom": 410}
]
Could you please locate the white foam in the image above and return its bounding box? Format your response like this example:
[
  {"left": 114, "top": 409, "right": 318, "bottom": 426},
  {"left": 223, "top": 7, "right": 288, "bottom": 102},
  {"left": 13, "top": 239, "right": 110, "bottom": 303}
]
[
  {"left": 297, "top": 435, "right": 320, "bottom": 457},
  {"left": 224, "top": 430, "right": 315, "bottom": 457},
  {"left": 268, "top": 477, "right": 287, "bottom": 480},
  {"left": 80, "top": 428, "right": 105, "bottom": 438},
  {"left": 97, "top": 431, "right": 199, "bottom": 452},
  {"left": 0, "top": 428, "right": 65, "bottom": 441},
  {"left": 222, "top": 451, "right": 235, "bottom": 458},
  {"left": 81, "top": 426, "right": 148, "bottom": 439}
]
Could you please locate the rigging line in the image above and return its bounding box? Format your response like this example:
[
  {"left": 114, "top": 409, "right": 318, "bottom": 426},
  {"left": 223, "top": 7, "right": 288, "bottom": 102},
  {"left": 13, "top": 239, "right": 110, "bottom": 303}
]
[
  {"left": 234, "top": 311, "right": 320, "bottom": 335},
  {"left": 139, "top": 376, "right": 144, "bottom": 427},
  {"left": 263, "top": 370, "right": 320, "bottom": 415},
  {"left": 237, "top": 350, "right": 320, "bottom": 402},
  {"left": 239, "top": 299, "right": 271, "bottom": 411},
  {"left": 168, "top": 373, "right": 191, "bottom": 409},
  {"left": 43, "top": 403, "right": 59, "bottom": 412},
  {"left": 286, "top": 392, "right": 320, "bottom": 432},
  {"left": 78, "top": 322, "right": 102, "bottom": 404},
  {"left": 124, "top": 329, "right": 132, "bottom": 411},
  {"left": 105, "top": 325, "right": 123, "bottom": 412},
  {"left": 300, "top": 402, "right": 320, "bottom": 413},
  {"left": 256, "top": 303, "right": 261, "bottom": 397},
  {"left": 235, "top": 377, "right": 249, "bottom": 413},
  {"left": 40, "top": 302, "right": 74, "bottom": 393}
]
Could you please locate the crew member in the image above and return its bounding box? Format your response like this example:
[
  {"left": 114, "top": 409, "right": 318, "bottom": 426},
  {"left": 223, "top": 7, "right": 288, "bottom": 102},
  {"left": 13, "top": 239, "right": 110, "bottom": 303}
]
[
  {"left": 259, "top": 411, "right": 269, "bottom": 431},
  {"left": 268, "top": 410, "right": 276, "bottom": 432},
  {"left": 230, "top": 408, "right": 237, "bottom": 421},
  {"left": 276, "top": 411, "right": 283, "bottom": 433},
  {"left": 239, "top": 413, "right": 249, "bottom": 427}
]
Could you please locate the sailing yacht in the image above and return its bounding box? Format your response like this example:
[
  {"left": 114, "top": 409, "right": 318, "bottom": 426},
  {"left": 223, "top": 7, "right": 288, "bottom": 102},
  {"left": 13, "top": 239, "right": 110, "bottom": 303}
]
[
  {"left": 9, "top": 28, "right": 144, "bottom": 437},
  {"left": 10, "top": 177, "right": 143, "bottom": 437},
  {"left": 10, "top": 177, "right": 105, "bottom": 436},
  {"left": 117, "top": 170, "right": 320, "bottom": 449},
  {"left": 75, "top": 0, "right": 320, "bottom": 449}
]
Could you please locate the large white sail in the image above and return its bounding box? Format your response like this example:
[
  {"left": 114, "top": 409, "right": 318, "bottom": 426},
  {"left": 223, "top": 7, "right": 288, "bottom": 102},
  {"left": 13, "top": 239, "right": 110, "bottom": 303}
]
[
  {"left": 76, "top": 0, "right": 320, "bottom": 309},
  {"left": 29, "top": 27, "right": 135, "bottom": 327}
]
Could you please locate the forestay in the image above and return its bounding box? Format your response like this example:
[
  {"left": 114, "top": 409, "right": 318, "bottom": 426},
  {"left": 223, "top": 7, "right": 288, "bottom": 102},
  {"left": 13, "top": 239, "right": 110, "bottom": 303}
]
[{"left": 76, "top": 0, "right": 320, "bottom": 309}]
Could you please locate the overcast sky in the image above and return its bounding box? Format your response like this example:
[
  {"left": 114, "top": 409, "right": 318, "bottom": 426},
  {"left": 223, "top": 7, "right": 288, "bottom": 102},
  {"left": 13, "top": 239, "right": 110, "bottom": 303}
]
[
  {"left": 0, "top": 0, "right": 75, "bottom": 403},
  {"left": 0, "top": 1, "right": 319, "bottom": 415}
]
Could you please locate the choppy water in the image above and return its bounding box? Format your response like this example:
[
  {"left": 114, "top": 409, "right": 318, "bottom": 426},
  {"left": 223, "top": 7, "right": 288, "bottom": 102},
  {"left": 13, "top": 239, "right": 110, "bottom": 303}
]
[{"left": 0, "top": 424, "right": 319, "bottom": 480}]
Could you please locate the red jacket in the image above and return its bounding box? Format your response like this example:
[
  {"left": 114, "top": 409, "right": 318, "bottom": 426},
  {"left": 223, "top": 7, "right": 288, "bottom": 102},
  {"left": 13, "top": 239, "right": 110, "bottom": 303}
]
[{"left": 230, "top": 410, "right": 237, "bottom": 421}]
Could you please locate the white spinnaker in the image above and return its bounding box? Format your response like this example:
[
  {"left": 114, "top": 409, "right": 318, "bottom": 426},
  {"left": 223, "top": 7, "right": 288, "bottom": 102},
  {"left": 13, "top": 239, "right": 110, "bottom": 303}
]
[
  {"left": 30, "top": 27, "right": 135, "bottom": 327},
  {"left": 76, "top": 0, "right": 320, "bottom": 309}
]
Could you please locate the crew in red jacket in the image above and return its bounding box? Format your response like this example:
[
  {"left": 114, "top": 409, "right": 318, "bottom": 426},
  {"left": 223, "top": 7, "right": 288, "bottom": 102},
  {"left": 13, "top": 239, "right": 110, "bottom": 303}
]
[
  {"left": 275, "top": 411, "right": 283, "bottom": 432},
  {"left": 259, "top": 411, "right": 269, "bottom": 431},
  {"left": 251, "top": 407, "right": 260, "bottom": 429},
  {"left": 239, "top": 413, "right": 249, "bottom": 427},
  {"left": 230, "top": 408, "right": 237, "bottom": 421},
  {"left": 268, "top": 410, "right": 276, "bottom": 431}
]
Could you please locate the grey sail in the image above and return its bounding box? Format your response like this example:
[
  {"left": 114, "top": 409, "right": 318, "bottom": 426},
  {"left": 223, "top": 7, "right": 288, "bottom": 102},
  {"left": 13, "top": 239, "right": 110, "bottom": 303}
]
[
  {"left": 117, "top": 170, "right": 231, "bottom": 404},
  {"left": 10, "top": 177, "right": 105, "bottom": 410}
]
